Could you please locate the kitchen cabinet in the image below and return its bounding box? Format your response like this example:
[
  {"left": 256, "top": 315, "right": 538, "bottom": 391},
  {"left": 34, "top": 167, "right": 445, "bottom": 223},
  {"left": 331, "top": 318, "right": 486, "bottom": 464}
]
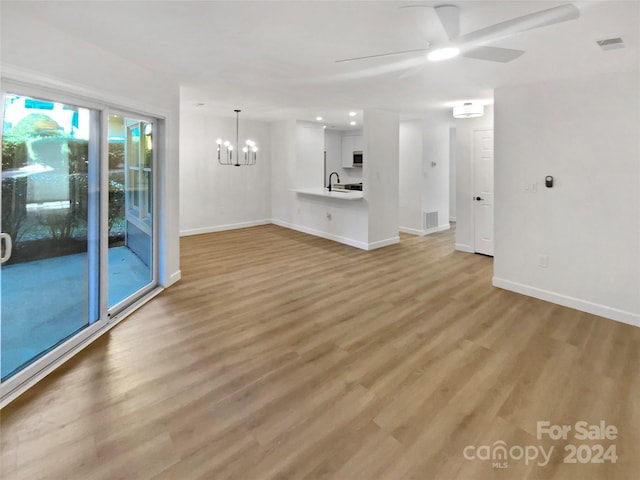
[{"left": 341, "top": 133, "right": 363, "bottom": 168}]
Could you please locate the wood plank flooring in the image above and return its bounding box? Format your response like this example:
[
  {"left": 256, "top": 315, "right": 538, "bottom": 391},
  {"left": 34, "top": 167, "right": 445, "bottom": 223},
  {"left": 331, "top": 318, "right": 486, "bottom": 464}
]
[{"left": 1, "top": 225, "right": 639, "bottom": 479}]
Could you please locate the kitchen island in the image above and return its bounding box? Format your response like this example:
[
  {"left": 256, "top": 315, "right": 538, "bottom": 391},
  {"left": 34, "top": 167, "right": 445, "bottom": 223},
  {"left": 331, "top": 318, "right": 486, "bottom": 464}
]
[{"left": 292, "top": 188, "right": 363, "bottom": 200}]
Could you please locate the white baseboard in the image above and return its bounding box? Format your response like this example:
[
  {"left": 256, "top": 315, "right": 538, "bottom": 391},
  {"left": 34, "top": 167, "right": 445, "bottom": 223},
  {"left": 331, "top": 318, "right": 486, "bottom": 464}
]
[
  {"left": 449, "top": 217, "right": 456, "bottom": 223},
  {"left": 367, "top": 236, "right": 400, "bottom": 250},
  {"left": 167, "top": 270, "right": 182, "bottom": 286},
  {"left": 492, "top": 277, "right": 640, "bottom": 328},
  {"left": 399, "top": 226, "right": 424, "bottom": 236},
  {"left": 271, "top": 219, "right": 369, "bottom": 250},
  {"left": 182, "top": 219, "right": 397, "bottom": 251},
  {"left": 455, "top": 243, "right": 473, "bottom": 253},
  {"left": 399, "top": 223, "right": 450, "bottom": 237},
  {"left": 180, "top": 219, "right": 270, "bottom": 237},
  {"left": 271, "top": 220, "right": 399, "bottom": 250},
  {"left": 430, "top": 223, "right": 451, "bottom": 235}
]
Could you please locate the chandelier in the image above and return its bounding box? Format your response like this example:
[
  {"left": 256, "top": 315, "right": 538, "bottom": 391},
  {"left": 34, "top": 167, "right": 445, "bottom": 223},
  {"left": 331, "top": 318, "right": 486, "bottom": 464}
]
[{"left": 216, "top": 109, "right": 258, "bottom": 166}]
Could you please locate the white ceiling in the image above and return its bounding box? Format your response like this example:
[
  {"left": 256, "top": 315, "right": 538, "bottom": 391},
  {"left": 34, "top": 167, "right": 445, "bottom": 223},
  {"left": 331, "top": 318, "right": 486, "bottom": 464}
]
[{"left": 4, "top": 1, "right": 639, "bottom": 127}]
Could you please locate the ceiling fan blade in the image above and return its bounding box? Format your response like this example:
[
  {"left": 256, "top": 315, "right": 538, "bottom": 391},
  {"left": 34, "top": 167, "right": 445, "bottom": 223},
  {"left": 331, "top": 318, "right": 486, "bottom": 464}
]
[
  {"left": 456, "top": 3, "right": 580, "bottom": 46},
  {"left": 462, "top": 46, "right": 525, "bottom": 63},
  {"left": 335, "top": 48, "right": 429, "bottom": 63},
  {"left": 434, "top": 5, "right": 460, "bottom": 40}
]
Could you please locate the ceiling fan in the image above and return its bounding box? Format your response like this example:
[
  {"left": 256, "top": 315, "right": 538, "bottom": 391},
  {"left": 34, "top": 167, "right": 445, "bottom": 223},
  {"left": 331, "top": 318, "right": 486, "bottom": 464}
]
[{"left": 336, "top": 3, "right": 580, "bottom": 64}]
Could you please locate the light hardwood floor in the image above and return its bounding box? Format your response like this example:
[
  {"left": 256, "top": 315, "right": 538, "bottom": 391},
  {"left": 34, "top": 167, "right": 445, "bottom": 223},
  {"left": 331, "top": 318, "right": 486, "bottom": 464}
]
[{"left": 1, "top": 225, "right": 639, "bottom": 480}]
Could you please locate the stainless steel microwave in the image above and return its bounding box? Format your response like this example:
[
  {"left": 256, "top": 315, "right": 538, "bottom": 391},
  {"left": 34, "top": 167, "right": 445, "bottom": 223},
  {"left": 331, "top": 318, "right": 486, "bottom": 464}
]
[{"left": 353, "top": 151, "right": 363, "bottom": 166}]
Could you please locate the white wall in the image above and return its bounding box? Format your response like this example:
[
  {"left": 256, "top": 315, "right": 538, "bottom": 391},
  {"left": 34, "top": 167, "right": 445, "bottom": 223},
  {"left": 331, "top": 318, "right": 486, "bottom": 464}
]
[
  {"left": 399, "top": 122, "right": 423, "bottom": 233},
  {"left": 422, "top": 120, "right": 450, "bottom": 232},
  {"left": 493, "top": 71, "right": 640, "bottom": 326},
  {"left": 324, "top": 129, "right": 342, "bottom": 184},
  {"left": 270, "top": 119, "right": 298, "bottom": 225},
  {"left": 449, "top": 127, "right": 457, "bottom": 222},
  {"left": 364, "top": 109, "right": 400, "bottom": 248},
  {"left": 399, "top": 118, "right": 450, "bottom": 236},
  {"left": 1, "top": 4, "right": 181, "bottom": 286},
  {"left": 454, "top": 106, "right": 494, "bottom": 252},
  {"left": 179, "top": 108, "right": 271, "bottom": 235},
  {"left": 296, "top": 122, "right": 324, "bottom": 189}
]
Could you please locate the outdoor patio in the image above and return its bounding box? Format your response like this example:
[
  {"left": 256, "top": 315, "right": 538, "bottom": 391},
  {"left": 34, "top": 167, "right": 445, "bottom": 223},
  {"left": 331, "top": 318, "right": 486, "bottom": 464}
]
[{"left": 1, "top": 246, "right": 150, "bottom": 379}]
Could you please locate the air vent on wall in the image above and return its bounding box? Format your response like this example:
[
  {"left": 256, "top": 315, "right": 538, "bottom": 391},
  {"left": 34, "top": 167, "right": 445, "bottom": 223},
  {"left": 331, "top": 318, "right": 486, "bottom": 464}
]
[
  {"left": 424, "top": 211, "right": 438, "bottom": 230},
  {"left": 597, "top": 37, "right": 625, "bottom": 51}
]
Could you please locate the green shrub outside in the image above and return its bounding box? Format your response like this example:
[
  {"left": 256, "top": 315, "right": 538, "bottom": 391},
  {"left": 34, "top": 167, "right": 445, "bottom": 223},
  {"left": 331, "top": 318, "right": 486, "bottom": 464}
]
[{"left": 2, "top": 114, "right": 126, "bottom": 247}]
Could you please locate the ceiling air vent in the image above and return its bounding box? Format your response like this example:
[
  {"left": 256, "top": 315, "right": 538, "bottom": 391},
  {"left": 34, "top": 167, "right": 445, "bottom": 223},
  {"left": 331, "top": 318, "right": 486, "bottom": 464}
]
[{"left": 597, "top": 37, "right": 625, "bottom": 51}]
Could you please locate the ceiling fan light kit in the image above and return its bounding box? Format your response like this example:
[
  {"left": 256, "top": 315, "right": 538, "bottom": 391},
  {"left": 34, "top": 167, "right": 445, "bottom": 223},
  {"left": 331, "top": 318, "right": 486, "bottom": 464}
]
[
  {"left": 427, "top": 47, "right": 460, "bottom": 61},
  {"left": 453, "top": 103, "right": 484, "bottom": 119},
  {"left": 336, "top": 3, "right": 580, "bottom": 65}
]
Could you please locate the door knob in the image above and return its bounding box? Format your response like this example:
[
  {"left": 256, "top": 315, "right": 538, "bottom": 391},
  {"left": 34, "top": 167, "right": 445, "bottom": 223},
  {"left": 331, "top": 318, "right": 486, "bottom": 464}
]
[{"left": 474, "top": 196, "right": 483, "bottom": 201}]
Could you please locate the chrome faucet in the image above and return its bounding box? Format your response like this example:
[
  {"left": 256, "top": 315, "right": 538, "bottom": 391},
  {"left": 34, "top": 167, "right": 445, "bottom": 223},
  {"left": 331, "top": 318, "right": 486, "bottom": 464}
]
[{"left": 328, "top": 171, "right": 340, "bottom": 191}]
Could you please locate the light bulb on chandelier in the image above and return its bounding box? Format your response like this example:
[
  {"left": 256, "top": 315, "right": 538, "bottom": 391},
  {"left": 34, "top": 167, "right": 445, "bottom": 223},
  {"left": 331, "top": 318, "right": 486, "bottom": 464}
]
[{"left": 217, "top": 109, "right": 258, "bottom": 166}]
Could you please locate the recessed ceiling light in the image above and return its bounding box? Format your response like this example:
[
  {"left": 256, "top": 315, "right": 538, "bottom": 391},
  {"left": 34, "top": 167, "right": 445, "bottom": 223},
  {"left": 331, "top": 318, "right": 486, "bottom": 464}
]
[
  {"left": 350, "top": 121, "right": 356, "bottom": 126},
  {"left": 427, "top": 47, "right": 460, "bottom": 61},
  {"left": 316, "top": 116, "right": 323, "bottom": 121},
  {"left": 323, "top": 125, "right": 327, "bottom": 129},
  {"left": 349, "top": 111, "right": 357, "bottom": 117}
]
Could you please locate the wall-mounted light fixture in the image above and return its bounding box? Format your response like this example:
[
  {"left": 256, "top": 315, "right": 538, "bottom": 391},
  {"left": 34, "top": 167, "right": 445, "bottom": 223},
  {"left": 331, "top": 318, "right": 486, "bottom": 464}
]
[
  {"left": 452, "top": 102, "right": 484, "bottom": 119},
  {"left": 217, "top": 109, "right": 258, "bottom": 166}
]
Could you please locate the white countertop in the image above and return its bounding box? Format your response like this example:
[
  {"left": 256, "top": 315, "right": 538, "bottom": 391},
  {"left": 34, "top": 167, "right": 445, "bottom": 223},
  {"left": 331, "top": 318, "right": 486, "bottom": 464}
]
[{"left": 292, "top": 188, "right": 363, "bottom": 200}]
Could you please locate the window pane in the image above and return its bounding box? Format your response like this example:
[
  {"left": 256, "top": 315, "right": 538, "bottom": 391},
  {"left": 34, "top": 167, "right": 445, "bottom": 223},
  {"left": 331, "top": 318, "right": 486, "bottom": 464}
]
[
  {"left": 1, "top": 94, "right": 94, "bottom": 380},
  {"left": 107, "top": 115, "right": 153, "bottom": 307}
]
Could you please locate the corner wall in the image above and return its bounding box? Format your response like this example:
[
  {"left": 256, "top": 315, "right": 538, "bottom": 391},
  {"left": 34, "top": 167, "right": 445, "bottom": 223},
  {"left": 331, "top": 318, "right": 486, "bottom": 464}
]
[{"left": 493, "top": 71, "right": 640, "bottom": 326}]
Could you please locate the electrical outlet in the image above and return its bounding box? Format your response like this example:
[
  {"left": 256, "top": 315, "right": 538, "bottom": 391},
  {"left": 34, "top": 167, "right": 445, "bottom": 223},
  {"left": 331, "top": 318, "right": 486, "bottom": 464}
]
[
  {"left": 537, "top": 254, "right": 549, "bottom": 268},
  {"left": 326, "top": 212, "right": 332, "bottom": 220}
]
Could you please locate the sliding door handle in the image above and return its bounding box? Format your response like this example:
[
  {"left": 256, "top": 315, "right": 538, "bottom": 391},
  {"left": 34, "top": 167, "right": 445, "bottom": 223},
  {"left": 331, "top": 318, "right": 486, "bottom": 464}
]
[{"left": 0, "top": 233, "right": 13, "bottom": 264}]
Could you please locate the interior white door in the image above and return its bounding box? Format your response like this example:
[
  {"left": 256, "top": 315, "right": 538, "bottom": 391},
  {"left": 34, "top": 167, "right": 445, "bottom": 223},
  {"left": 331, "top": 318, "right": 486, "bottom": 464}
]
[{"left": 473, "top": 129, "right": 494, "bottom": 256}]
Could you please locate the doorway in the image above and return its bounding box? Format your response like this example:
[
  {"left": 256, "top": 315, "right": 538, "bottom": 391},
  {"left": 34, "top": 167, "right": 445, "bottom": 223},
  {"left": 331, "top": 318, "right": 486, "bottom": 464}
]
[{"left": 472, "top": 129, "right": 494, "bottom": 256}]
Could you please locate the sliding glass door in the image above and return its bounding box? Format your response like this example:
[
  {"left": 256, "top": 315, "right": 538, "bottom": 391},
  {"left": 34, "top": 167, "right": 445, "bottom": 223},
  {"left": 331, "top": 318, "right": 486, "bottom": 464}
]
[
  {"left": 1, "top": 95, "right": 98, "bottom": 380},
  {"left": 107, "top": 114, "right": 154, "bottom": 308},
  {"left": 0, "top": 90, "right": 158, "bottom": 390}
]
